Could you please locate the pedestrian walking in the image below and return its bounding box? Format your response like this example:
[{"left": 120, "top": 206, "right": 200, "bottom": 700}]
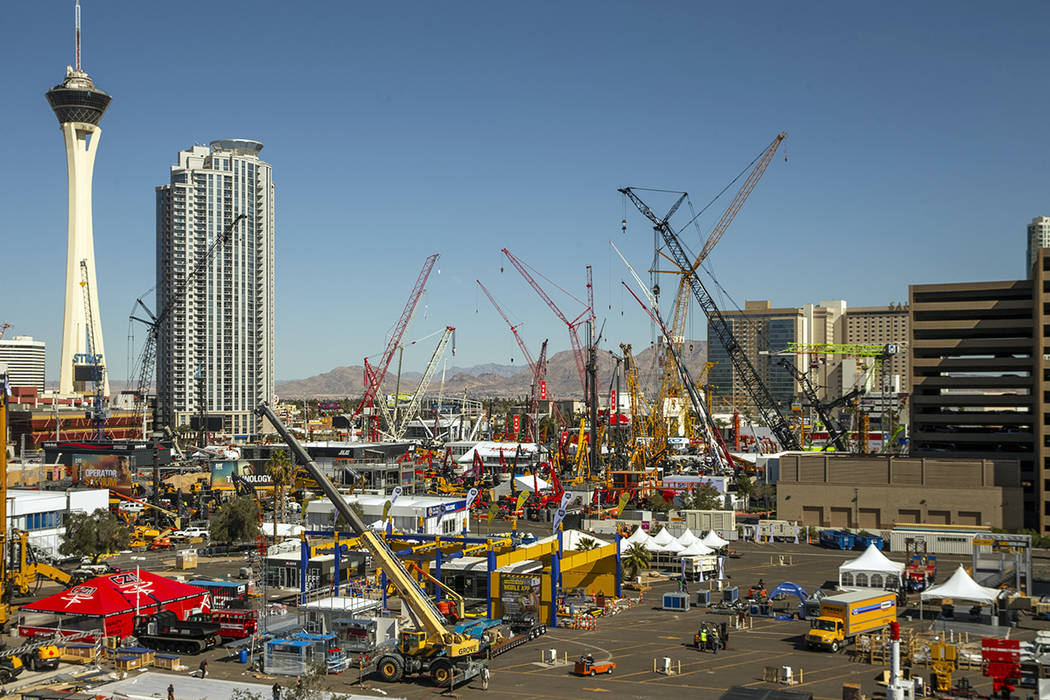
[
  {"left": 198, "top": 660, "right": 208, "bottom": 679},
  {"left": 272, "top": 683, "right": 280, "bottom": 700},
  {"left": 480, "top": 665, "right": 490, "bottom": 690},
  {"left": 168, "top": 683, "right": 174, "bottom": 700}
]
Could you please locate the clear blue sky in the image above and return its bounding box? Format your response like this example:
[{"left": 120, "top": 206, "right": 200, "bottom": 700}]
[{"left": 2, "top": 1, "right": 1047, "bottom": 383}]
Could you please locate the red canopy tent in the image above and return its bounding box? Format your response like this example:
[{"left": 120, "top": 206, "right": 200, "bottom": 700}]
[{"left": 19, "top": 570, "right": 209, "bottom": 641}]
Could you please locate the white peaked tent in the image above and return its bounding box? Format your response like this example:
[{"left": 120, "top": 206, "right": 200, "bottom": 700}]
[
  {"left": 839, "top": 543, "right": 905, "bottom": 590},
  {"left": 650, "top": 527, "right": 677, "bottom": 547},
  {"left": 701, "top": 530, "right": 730, "bottom": 549},
  {"left": 679, "top": 541, "right": 714, "bottom": 557},
  {"left": 625, "top": 527, "right": 649, "bottom": 544},
  {"left": 676, "top": 529, "right": 700, "bottom": 547},
  {"left": 921, "top": 565, "right": 1001, "bottom": 605},
  {"left": 659, "top": 539, "right": 686, "bottom": 554}
]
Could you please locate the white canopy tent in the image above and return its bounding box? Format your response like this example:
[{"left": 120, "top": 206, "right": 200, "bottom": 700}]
[
  {"left": 676, "top": 529, "right": 700, "bottom": 547},
  {"left": 921, "top": 565, "right": 1001, "bottom": 605},
  {"left": 624, "top": 527, "right": 650, "bottom": 545},
  {"left": 701, "top": 530, "right": 730, "bottom": 549},
  {"left": 919, "top": 565, "right": 1002, "bottom": 622},
  {"left": 839, "top": 543, "right": 905, "bottom": 590},
  {"left": 650, "top": 527, "right": 677, "bottom": 547},
  {"left": 679, "top": 541, "right": 714, "bottom": 557},
  {"left": 491, "top": 474, "right": 551, "bottom": 495}
]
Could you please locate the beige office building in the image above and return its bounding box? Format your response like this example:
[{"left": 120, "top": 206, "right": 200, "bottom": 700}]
[{"left": 844, "top": 305, "right": 910, "bottom": 394}]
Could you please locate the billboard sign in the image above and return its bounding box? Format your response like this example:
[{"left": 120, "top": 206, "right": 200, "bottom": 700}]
[{"left": 72, "top": 454, "right": 133, "bottom": 496}]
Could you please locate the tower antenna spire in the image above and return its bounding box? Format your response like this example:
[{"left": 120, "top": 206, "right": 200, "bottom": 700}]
[{"left": 75, "top": 0, "right": 81, "bottom": 71}]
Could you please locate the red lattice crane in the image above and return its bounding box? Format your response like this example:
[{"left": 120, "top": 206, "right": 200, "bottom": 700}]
[
  {"left": 501, "top": 248, "right": 591, "bottom": 394},
  {"left": 354, "top": 253, "right": 439, "bottom": 441},
  {"left": 476, "top": 279, "right": 564, "bottom": 437}
]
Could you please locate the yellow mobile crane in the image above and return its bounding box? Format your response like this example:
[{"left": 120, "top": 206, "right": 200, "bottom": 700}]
[{"left": 255, "top": 402, "right": 485, "bottom": 686}]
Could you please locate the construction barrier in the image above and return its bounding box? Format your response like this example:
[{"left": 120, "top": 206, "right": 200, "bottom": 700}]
[{"left": 568, "top": 615, "right": 598, "bottom": 631}]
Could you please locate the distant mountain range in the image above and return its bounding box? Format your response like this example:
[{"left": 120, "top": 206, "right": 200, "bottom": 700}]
[{"left": 275, "top": 340, "right": 708, "bottom": 400}]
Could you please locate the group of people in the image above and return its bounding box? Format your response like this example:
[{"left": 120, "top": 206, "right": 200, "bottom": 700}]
[{"left": 695, "top": 621, "right": 729, "bottom": 653}]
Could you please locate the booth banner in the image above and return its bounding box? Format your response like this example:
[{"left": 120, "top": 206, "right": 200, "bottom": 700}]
[
  {"left": 465, "top": 488, "right": 479, "bottom": 510},
  {"left": 390, "top": 486, "right": 403, "bottom": 505},
  {"left": 500, "top": 573, "right": 540, "bottom": 621},
  {"left": 210, "top": 460, "right": 259, "bottom": 489},
  {"left": 616, "top": 490, "right": 631, "bottom": 514},
  {"left": 72, "top": 454, "right": 132, "bottom": 496}
]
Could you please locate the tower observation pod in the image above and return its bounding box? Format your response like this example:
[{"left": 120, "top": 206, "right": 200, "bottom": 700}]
[{"left": 45, "top": 0, "right": 112, "bottom": 397}]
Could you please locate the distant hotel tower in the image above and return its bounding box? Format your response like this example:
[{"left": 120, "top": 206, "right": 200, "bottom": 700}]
[
  {"left": 155, "top": 141, "right": 275, "bottom": 437},
  {"left": 45, "top": 1, "right": 111, "bottom": 397}
]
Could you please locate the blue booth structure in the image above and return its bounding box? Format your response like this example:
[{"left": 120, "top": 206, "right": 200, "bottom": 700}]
[{"left": 264, "top": 632, "right": 346, "bottom": 676}]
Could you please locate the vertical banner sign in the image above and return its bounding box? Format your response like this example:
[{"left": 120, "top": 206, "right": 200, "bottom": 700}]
[
  {"left": 515, "top": 492, "right": 529, "bottom": 514},
  {"left": 465, "top": 488, "right": 479, "bottom": 510},
  {"left": 717, "top": 555, "right": 725, "bottom": 581},
  {"left": 616, "top": 490, "right": 631, "bottom": 514},
  {"left": 382, "top": 500, "right": 392, "bottom": 522},
  {"left": 610, "top": 389, "right": 617, "bottom": 412},
  {"left": 552, "top": 492, "right": 573, "bottom": 533},
  {"left": 390, "top": 486, "right": 403, "bottom": 505},
  {"left": 540, "top": 380, "right": 547, "bottom": 401},
  {"left": 487, "top": 499, "right": 499, "bottom": 522},
  {"left": 513, "top": 414, "right": 520, "bottom": 435}
]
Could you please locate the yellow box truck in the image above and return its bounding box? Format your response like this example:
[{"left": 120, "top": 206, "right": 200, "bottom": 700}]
[{"left": 805, "top": 590, "right": 896, "bottom": 652}]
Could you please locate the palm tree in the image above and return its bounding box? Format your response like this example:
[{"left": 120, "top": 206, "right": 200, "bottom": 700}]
[
  {"left": 266, "top": 449, "right": 295, "bottom": 540},
  {"left": 577, "top": 536, "right": 599, "bottom": 551},
  {"left": 621, "top": 542, "right": 652, "bottom": 580}
]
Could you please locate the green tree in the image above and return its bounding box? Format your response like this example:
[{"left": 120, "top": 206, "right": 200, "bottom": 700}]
[
  {"left": 576, "top": 536, "right": 599, "bottom": 551},
  {"left": 621, "top": 542, "right": 652, "bottom": 580},
  {"left": 644, "top": 492, "right": 673, "bottom": 513},
  {"left": 266, "top": 449, "right": 296, "bottom": 539},
  {"left": 734, "top": 473, "right": 754, "bottom": 501},
  {"left": 333, "top": 501, "right": 366, "bottom": 533},
  {"left": 210, "top": 497, "right": 261, "bottom": 544},
  {"left": 59, "top": 508, "right": 131, "bottom": 563},
  {"left": 680, "top": 483, "right": 723, "bottom": 511}
]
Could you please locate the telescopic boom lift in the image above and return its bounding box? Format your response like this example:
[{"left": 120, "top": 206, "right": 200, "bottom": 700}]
[{"left": 254, "top": 402, "right": 485, "bottom": 686}]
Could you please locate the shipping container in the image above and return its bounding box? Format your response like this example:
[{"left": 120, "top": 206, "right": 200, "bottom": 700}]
[
  {"left": 889, "top": 528, "right": 975, "bottom": 556},
  {"left": 682, "top": 509, "right": 736, "bottom": 533}
]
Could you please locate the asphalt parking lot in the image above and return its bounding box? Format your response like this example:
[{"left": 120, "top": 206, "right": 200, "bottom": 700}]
[{"left": 16, "top": 540, "right": 1047, "bottom": 700}]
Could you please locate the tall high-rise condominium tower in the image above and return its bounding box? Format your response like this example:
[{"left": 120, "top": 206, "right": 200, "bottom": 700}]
[
  {"left": 1028, "top": 216, "right": 1050, "bottom": 278},
  {"left": 45, "top": 1, "right": 111, "bottom": 397},
  {"left": 155, "top": 140, "right": 275, "bottom": 437}
]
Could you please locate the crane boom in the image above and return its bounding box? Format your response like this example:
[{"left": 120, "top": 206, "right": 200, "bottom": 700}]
[
  {"left": 393, "top": 326, "right": 455, "bottom": 440},
  {"left": 355, "top": 254, "right": 439, "bottom": 441},
  {"left": 623, "top": 282, "right": 734, "bottom": 471},
  {"left": 777, "top": 359, "right": 848, "bottom": 452},
  {"left": 132, "top": 214, "right": 246, "bottom": 431},
  {"left": 476, "top": 280, "right": 536, "bottom": 370},
  {"left": 501, "top": 248, "right": 589, "bottom": 393},
  {"left": 79, "top": 259, "right": 106, "bottom": 439},
  {"left": 255, "top": 402, "right": 476, "bottom": 654},
  {"left": 477, "top": 280, "right": 564, "bottom": 432},
  {"left": 658, "top": 134, "right": 787, "bottom": 440},
  {"left": 620, "top": 187, "right": 801, "bottom": 451}
]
